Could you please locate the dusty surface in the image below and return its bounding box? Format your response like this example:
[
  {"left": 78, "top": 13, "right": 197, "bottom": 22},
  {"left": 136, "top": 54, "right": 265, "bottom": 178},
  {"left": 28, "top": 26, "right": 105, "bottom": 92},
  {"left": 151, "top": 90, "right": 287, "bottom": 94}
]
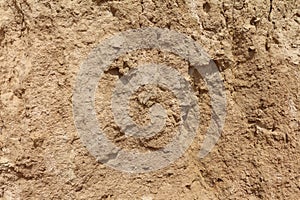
[{"left": 0, "top": 0, "right": 299, "bottom": 199}]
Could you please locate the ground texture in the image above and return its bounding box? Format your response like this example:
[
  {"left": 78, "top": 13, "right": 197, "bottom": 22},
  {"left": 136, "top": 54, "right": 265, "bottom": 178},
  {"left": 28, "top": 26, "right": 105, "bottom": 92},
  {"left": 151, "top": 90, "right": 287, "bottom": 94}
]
[{"left": 0, "top": 0, "right": 299, "bottom": 199}]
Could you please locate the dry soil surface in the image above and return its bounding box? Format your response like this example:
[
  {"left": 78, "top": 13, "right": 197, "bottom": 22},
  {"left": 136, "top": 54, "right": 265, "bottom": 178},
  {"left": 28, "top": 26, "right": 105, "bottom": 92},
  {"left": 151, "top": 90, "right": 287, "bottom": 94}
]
[{"left": 0, "top": 0, "right": 299, "bottom": 199}]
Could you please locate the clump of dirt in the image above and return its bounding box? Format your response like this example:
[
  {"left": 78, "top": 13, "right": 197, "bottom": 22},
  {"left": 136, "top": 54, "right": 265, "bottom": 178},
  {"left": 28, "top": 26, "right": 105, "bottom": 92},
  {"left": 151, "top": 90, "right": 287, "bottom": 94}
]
[{"left": 0, "top": 0, "right": 299, "bottom": 199}]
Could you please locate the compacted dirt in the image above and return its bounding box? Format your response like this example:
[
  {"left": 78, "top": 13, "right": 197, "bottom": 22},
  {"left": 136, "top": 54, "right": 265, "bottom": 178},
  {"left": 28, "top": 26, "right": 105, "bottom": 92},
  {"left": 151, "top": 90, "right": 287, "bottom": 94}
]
[{"left": 0, "top": 0, "right": 299, "bottom": 199}]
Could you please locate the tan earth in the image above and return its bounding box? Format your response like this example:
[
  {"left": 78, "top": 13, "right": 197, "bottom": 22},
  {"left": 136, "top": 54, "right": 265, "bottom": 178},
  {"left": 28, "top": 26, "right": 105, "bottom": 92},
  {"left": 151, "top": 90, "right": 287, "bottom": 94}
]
[{"left": 0, "top": 0, "right": 299, "bottom": 199}]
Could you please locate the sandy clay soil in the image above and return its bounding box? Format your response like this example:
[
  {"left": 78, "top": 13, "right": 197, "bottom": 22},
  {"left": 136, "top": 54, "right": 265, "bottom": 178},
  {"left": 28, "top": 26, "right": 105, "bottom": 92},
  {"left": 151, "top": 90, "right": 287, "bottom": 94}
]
[{"left": 0, "top": 0, "right": 299, "bottom": 199}]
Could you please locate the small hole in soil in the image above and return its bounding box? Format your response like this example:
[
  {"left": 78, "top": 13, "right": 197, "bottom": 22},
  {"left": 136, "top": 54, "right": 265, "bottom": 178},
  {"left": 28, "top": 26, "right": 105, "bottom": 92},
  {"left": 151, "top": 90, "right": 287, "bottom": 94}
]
[{"left": 203, "top": 2, "right": 211, "bottom": 13}]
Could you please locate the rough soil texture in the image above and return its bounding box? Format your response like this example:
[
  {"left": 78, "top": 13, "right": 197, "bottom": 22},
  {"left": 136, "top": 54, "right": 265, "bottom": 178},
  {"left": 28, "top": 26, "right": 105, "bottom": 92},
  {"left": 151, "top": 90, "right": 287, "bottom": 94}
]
[{"left": 0, "top": 0, "right": 299, "bottom": 199}]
